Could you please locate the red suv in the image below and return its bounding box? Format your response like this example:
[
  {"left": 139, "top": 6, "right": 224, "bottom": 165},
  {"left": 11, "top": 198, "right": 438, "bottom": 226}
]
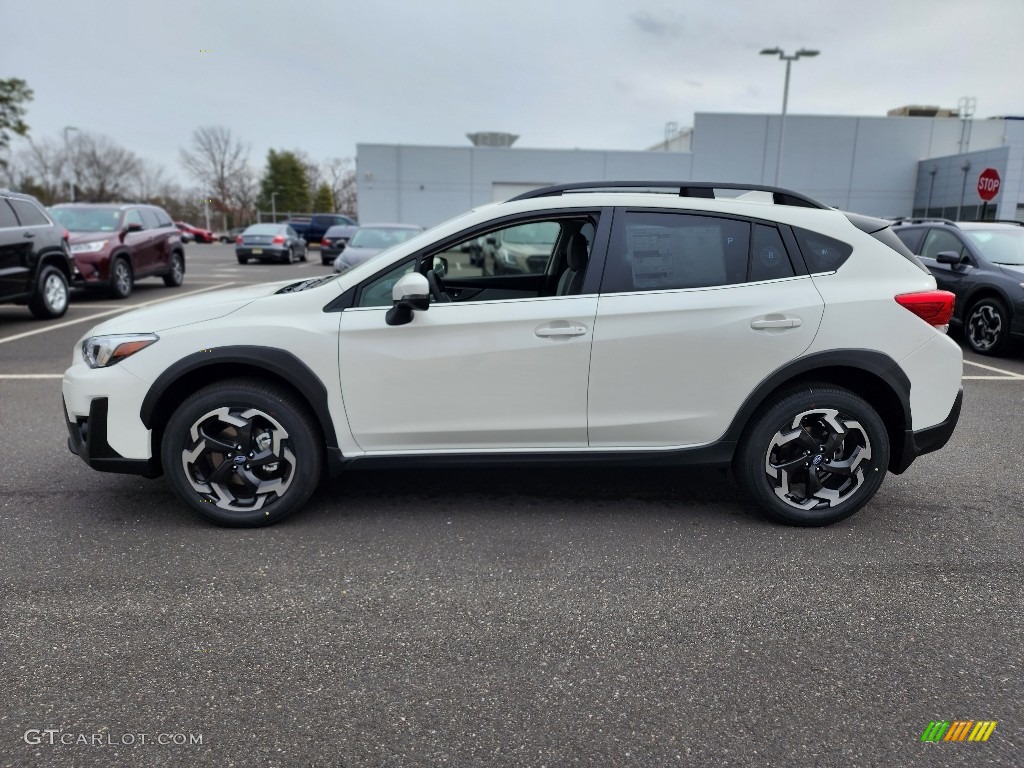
[{"left": 49, "top": 204, "right": 185, "bottom": 298}]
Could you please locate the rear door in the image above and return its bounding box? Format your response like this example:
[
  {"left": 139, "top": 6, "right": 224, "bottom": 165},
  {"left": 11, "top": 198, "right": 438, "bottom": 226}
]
[
  {"left": 587, "top": 209, "right": 824, "bottom": 447},
  {"left": 0, "top": 199, "right": 30, "bottom": 300}
]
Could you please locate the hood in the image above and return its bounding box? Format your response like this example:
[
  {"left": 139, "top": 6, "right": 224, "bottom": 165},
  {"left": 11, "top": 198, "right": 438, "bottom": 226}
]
[
  {"left": 998, "top": 264, "right": 1024, "bottom": 278},
  {"left": 85, "top": 280, "right": 300, "bottom": 335},
  {"left": 68, "top": 231, "right": 115, "bottom": 244}
]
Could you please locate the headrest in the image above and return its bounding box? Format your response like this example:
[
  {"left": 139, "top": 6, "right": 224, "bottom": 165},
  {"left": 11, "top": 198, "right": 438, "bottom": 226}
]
[{"left": 566, "top": 233, "right": 589, "bottom": 271}]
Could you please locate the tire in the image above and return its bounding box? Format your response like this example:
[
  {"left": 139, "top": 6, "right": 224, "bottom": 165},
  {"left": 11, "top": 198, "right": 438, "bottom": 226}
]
[
  {"left": 163, "top": 252, "right": 185, "bottom": 287},
  {"left": 108, "top": 257, "right": 133, "bottom": 299},
  {"left": 964, "top": 298, "right": 1011, "bottom": 356},
  {"left": 321, "top": 255, "right": 332, "bottom": 266},
  {"left": 237, "top": 256, "right": 248, "bottom": 265},
  {"left": 160, "top": 379, "right": 323, "bottom": 527},
  {"left": 299, "top": 248, "right": 307, "bottom": 262},
  {"left": 28, "top": 266, "right": 70, "bottom": 319},
  {"left": 734, "top": 384, "right": 890, "bottom": 527}
]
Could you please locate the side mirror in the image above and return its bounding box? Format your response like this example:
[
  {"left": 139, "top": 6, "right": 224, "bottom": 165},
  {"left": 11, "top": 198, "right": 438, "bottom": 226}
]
[
  {"left": 432, "top": 255, "right": 448, "bottom": 277},
  {"left": 935, "top": 250, "right": 965, "bottom": 266},
  {"left": 123, "top": 222, "right": 144, "bottom": 234},
  {"left": 385, "top": 272, "right": 430, "bottom": 326},
  {"left": 486, "top": 236, "right": 497, "bottom": 246}
]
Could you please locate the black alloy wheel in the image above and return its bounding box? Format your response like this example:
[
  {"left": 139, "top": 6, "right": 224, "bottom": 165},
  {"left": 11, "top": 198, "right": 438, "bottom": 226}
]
[{"left": 965, "top": 298, "right": 1010, "bottom": 356}]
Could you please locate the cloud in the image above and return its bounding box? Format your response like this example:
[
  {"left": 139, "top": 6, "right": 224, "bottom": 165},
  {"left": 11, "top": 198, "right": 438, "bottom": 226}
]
[{"left": 630, "top": 11, "right": 682, "bottom": 39}]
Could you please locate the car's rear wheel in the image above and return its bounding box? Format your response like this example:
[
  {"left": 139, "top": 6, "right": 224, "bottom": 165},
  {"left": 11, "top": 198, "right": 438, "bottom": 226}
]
[
  {"left": 735, "top": 384, "right": 889, "bottom": 526},
  {"left": 28, "top": 266, "right": 70, "bottom": 319},
  {"left": 108, "top": 257, "right": 133, "bottom": 299},
  {"left": 965, "top": 298, "right": 1010, "bottom": 356},
  {"left": 163, "top": 252, "right": 184, "bottom": 287},
  {"left": 161, "top": 380, "right": 323, "bottom": 527}
]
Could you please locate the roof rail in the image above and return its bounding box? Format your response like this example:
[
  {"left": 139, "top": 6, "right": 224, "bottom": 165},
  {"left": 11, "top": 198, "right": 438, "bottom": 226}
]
[
  {"left": 985, "top": 219, "right": 1024, "bottom": 227},
  {"left": 889, "top": 216, "right": 959, "bottom": 227},
  {"left": 507, "top": 181, "right": 828, "bottom": 209}
]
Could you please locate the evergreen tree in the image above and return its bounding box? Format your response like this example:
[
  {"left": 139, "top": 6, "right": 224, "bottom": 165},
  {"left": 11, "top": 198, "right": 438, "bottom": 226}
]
[{"left": 258, "top": 150, "right": 309, "bottom": 216}]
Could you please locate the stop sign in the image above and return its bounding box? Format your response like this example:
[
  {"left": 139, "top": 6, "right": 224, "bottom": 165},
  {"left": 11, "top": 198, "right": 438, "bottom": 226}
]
[{"left": 977, "top": 168, "right": 1001, "bottom": 201}]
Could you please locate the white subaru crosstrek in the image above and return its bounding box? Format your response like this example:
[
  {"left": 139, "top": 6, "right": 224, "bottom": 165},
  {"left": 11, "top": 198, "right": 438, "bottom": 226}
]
[{"left": 63, "top": 182, "right": 963, "bottom": 528}]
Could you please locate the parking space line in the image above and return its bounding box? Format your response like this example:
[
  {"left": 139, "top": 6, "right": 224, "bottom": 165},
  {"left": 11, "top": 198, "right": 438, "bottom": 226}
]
[
  {"left": 0, "top": 283, "right": 233, "bottom": 346},
  {"left": 963, "top": 360, "right": 1024, "bottom": 378}
]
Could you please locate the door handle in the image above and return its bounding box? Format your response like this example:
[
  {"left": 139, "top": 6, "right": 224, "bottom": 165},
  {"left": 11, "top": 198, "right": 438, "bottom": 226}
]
[
  {"left": 535, "top": 325, "right": 587, "bottom": 338},
  {"left": 751, "top": 317, "right": 801, "bottom": 330},
  {"left": 23, "top": 231, "right": 36, "bottom": 238}
]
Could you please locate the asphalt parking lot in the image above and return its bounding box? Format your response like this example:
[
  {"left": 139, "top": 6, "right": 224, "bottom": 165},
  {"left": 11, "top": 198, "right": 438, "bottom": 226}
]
[{"left": 1, "top": 243, "right": 1022, "bottom": 766}]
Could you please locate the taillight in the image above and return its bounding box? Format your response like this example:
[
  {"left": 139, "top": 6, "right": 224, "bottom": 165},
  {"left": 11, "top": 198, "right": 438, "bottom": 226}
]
[
  {"left": 235, "top": 236, "right": 243, "bottom": 245},
  {"left": 272, "top": 235, "right": 285, "bottom": 244},
  {"left": 62, "top": 228, "right": 70, "bottom": 241},
  {"left": 321, "top": 238, "right": 330, "bottom": 246},
  {"left": 895, "top": 290, "right": 955, "bottom": 331}
]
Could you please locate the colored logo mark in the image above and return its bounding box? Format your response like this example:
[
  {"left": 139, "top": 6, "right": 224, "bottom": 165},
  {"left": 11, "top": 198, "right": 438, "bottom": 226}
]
[{"left": 920, "top": 720, "right": 997, "bottom": 742}]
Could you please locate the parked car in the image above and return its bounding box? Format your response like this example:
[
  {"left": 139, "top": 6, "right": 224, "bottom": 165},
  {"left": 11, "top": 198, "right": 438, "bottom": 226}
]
[
  {"left": 49, "top": 203, "right": 185, "bottom": 299},
  {"left": 480, "top": 221, "right": 560, "bottom": 275},
  {"left": 0, "top": 190, "right": 76, "bottom": 319},
  {"left": 219, "top": 227, "right": 246, "bottom": 243},
  {"left": 286, "top": 214, "right": 356, "bottom": 246},
  {"left": 332, "top": 223, "right": 424, "bottom": 272},
  {"left": 320, "top": 224, "right": 358, "bottom": 265},
  {"left": 176, "top": 221, "right": 215, "bottom": 243},
  {"left": 892, "top": 219, "right": 1024, "bottom": 356},
  {"left": 62, "top": 181, "right": 963, "bottom": 528},
  {"left": 235, "top": 224, "right": 307, "bottom": 264}
]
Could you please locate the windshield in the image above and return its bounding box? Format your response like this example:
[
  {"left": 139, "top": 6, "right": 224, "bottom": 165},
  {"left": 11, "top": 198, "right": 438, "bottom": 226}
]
[
  {"left": 503, "top": 221, "right": 559, "bottom": 245},
  {"left": 965, "top": 229, "right": 1024, "bottom": 266},
  {"left": 349, "top": 227, "right": 420, "bottom": 248},
  {"left": 50, "top": 207, "right": 121, "bottom": 232},
  {"left": 243, "top": 224, "right": 283, "bottom": 235}
]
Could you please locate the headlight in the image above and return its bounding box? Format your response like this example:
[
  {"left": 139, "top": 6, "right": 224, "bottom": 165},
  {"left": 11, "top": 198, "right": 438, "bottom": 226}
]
[
  {"left": 70, "top": 240, "right": 108, "bottom": 254},
  {"left": 82, "top": 334, "right": 159, "bottom": 368}
]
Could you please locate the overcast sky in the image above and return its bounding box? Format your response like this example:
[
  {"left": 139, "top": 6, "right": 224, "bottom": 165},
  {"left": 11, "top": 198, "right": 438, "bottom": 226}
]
[{"left": 3, "top": 0, "right": 1022, "bottom": 185}]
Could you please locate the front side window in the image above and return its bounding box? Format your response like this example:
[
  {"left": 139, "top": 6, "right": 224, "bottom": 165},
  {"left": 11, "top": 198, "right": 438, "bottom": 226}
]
[
  {"left": 9, "top": 198, "right": 49, "bottom": 227},
  {"left": 357, "top": 259, "right": 416, "bottom": 307},
  {"left": 124, "top": 209, "right": 145, "bottom": 229},
  {"left": 920, "top": 229, "right": 966, "bottom": 261}
]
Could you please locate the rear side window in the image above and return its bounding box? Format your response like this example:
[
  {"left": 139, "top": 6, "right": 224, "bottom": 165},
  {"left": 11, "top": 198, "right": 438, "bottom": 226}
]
[
  {"left": 893, "top": 227, "right": 925, "bottom": 254},
  {"left": 154, "top": 209, "right": 174, "bottom": 227},
  {"left": 603, "top": 211, "right": 752, "bottom": 292},
  {"left": 872, "top": 227, "right": 929, "bottom": 273},
  {"left": 8, "top": 198, "right": 49, "bottom": 226},
  {"left": 0, "top": 200, "right": 18, "bottom": 228},
  {"left": 792, "top": 227, "right": 853, "bottom": 273}
]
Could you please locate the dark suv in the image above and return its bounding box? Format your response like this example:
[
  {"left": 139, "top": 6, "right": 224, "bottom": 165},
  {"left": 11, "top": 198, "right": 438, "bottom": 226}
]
[
  {"left": 892, "top": 219, "right": 1024, "bottom": 355},
  {"left": 0, "top": 190, "right": 76, "bottom": 319},
  {"left": 49, "top": 203, "right": 185, "bottom": 299}
]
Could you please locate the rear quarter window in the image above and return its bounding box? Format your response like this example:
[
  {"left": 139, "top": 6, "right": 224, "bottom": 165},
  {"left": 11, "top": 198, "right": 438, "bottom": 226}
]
[
  {"left": 9, "top": 198, "right": 50, "bottom": 227},
  {"left": 792, "top": 227, "right": 853, "bottom": 273}
]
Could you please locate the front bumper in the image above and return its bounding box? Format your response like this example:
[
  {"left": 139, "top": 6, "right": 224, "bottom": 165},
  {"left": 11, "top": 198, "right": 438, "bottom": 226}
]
[
  {"left": 65, "top": 396, "right": 161, "bottom": 477},
  {"left": 891, "top": 387, "right": 963, "bottom": 474}
]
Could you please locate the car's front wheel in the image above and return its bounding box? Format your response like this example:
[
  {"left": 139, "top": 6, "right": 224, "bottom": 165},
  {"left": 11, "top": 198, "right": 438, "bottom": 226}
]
[
  {"left": 163, "top": 252, "right": 184, "bottom": 287},
  {"left": 28, "top": 266, "right": 70, "bottom": 319},
  {"left": 161, "top": 380, "right": 323, "bottom": 527},
  {"left": 735, "top": 384, "right": 889, "bottom": 526},
  {"left": 108, "top": 257, "right": 133, "bottom": 299},
  {"left": 965, "top": 297, "right": 1011, "bottom": 356}
]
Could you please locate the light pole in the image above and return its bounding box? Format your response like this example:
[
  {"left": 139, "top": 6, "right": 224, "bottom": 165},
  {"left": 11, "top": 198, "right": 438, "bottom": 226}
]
[
  {"left": 62, "top": 126, "right": 79, "bottom": 201},
  {"left": 270, "top": 190, "right": 279, "bottom": 222},
  {"left": 759, "top": 47, "right": 819, "bottom": 186}
]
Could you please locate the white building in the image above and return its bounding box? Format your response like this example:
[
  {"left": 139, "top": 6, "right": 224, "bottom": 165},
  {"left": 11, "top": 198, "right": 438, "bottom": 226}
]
[{"left": 356, "top": 112, "right": 1024, "bottom": 226}]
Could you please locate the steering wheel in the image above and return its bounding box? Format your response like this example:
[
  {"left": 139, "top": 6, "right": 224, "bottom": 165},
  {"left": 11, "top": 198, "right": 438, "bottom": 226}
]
[{"left": 426, "top": 269, "right": 451, "bottom": 303}]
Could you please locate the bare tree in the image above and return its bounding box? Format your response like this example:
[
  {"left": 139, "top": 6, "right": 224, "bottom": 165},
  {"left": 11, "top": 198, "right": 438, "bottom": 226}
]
[
  {"left": 132, "top": 159, "right": 171, "bottom": 202},
  {"left": 324, "top": 157, "right": 357, "bottom": 218},
  {"left": 179, "top": 126, "right": 251, "bottom": 212},
  {"left": 229, "top": 164, "right": 258, "bottom": 225},
  {"left": 13, "top": 137, "right": 66, "bottom": 203},
  {"left": 73, "top": 132, "right": 142, "bottom": 202}
]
